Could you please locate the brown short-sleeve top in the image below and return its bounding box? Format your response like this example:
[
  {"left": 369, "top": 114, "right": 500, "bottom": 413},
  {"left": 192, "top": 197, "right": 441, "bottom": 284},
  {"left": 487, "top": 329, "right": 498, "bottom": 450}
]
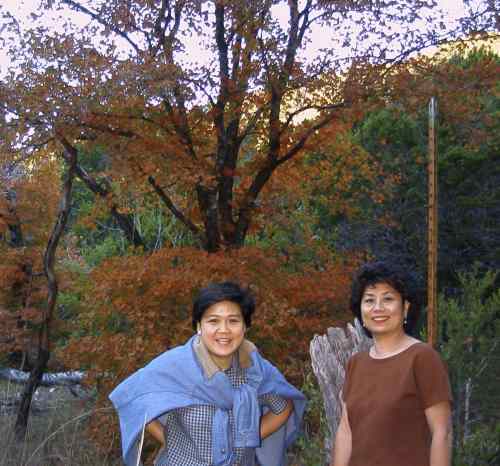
[{"left": 342, "top": 342, "right": 452, "bottom": 466}]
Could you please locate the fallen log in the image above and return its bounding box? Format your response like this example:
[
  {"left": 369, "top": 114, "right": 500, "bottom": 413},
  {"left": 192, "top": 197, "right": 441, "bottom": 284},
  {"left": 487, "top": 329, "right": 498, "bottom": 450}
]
[
  {"left": 0, "top": 368, "right": 85, "bottom": 387},
  {"left": 1, "top": 384, "right": 94, "bottom": 417}
]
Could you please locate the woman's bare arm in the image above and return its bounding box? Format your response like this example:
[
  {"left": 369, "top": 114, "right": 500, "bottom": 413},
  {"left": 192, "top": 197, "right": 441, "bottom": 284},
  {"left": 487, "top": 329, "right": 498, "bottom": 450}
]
[
  {"left": 425, "top": 401, "right": 452, "bottom": 466},
  {"left": 260, "top": 399, "right": 293, "bottom": 439},
  {"left": 146, "top": 419, "right": 166, "bottom": 446},
  {"left": 331, "top": 401, "right": 352, "bottom": 466}
]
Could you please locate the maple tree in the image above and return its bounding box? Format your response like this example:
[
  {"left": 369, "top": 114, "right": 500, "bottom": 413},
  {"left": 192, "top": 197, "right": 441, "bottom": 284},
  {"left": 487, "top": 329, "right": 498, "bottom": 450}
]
[{"left": 0, "top": 0, "right": 496, "bottom": 252}]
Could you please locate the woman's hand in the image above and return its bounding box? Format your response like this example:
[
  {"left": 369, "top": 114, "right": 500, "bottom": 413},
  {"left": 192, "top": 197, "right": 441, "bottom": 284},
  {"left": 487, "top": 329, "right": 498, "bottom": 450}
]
[
  {"left": 331, "top": 400, "right": 351, "bottom": 466},
  {"left": 425, "top": 401, "right": 452, "bottom": 466},
  {"left": 260, "top": 399, "right": 293, "bottom": 439},
  {"left": 146, "top": 419, "right": 166, "bottom": 447}
]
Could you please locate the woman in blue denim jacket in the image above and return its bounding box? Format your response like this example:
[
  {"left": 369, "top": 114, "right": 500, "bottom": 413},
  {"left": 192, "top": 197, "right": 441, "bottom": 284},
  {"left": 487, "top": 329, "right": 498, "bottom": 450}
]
[{"left": 110, "top": 281, "right": 306, "bottom": 466}]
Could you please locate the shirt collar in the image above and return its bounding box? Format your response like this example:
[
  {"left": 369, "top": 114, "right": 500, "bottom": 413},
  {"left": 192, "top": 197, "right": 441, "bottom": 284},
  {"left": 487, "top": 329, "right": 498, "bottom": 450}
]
[{"left": 193, "top": 336, "right": 256, "bottom": 379}]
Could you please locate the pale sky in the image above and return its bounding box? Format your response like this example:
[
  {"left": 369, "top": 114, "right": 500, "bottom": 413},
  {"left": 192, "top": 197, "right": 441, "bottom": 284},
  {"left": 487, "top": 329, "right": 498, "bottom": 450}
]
[{"left": 0, "top": 0, "right": 490, "bottom": 77}]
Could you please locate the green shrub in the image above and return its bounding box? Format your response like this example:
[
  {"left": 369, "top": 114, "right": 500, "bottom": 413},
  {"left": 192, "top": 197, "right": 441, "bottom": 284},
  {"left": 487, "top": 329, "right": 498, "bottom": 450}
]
[
  {"left": 290, "top": 368, "right": 329, "bottom": 466},
  {"left": 438, "top": 266, "right": 500, "bottom": 465}
]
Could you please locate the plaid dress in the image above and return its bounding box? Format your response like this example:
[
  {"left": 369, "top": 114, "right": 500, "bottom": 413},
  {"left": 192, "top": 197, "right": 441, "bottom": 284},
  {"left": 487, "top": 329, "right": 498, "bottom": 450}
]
[{"left": 155, "top": 360, "right": 288, "bottom": 466}]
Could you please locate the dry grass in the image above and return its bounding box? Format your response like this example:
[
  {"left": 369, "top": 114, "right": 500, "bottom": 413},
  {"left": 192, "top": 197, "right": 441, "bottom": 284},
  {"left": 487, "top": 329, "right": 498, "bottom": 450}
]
[
  {"left": 0, "top": 381, "right": 121, "bottom": 466},
  {"left": 0, "top": 379, "right": 324, "bottom": 466}
]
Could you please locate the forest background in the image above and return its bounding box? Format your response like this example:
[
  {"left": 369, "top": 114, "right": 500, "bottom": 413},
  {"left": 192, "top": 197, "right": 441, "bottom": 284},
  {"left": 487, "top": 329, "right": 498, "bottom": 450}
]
[{"left": 0, "top": 0, "right": 499, "bottom": 465}]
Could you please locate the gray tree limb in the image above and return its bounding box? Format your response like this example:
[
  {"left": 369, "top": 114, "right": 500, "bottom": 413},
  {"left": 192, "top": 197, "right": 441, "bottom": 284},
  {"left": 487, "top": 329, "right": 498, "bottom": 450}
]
[{"left": 309, "top": 319, "right": 370, "bottom": 463}]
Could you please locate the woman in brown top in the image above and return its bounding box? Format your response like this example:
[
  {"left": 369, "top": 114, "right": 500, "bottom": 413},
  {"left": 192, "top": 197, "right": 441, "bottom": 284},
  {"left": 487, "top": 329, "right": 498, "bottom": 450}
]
[{"left": 332, "top": 261, "right": 452, "bottom": 466}]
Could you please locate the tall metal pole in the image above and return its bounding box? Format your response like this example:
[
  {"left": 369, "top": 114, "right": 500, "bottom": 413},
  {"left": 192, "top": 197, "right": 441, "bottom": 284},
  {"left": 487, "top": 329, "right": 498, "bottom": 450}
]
[{"left": 427, "top": 97, "right": 438, "bottom": 347}]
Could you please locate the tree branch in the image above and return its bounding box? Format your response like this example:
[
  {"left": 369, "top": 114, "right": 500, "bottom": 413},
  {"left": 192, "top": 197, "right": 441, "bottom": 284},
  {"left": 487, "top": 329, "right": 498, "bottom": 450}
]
[
  {"left": 147, "top": 175, "right": 204, "bottom": 244},
  {"left": 280, "top": 102, "right": 345, "bottom": 134},
  {"left": 277, "top": 111, "right": 341, "bottom": 167},
  {"left": 56, "top": 135, "right": 145, "bottom": 248},
  {"left": 60, "top": 0, "right": 141, "bottom": 54}
]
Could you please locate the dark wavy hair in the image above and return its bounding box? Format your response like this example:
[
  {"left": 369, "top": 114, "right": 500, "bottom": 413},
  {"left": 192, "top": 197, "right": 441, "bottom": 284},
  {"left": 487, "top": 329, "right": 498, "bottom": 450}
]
[
  {"left": 192, "top": 281, "right": 255, "bottom": 330},
  {"left": 350, "top": 261, "right": 421, "bottom": 337}
]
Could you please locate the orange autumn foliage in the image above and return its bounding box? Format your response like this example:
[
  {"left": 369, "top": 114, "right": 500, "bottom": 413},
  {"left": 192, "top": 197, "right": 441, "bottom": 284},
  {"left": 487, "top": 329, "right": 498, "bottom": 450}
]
[
  {"left": 61, "top": 247, "right": 355, "bottom": 380},
  {"left": 2, "top": 1, "right": 495, "bottom": 254},
  {"left": 58, "top": 245, "right": 358, "bottom": 447},
  {"left": 0, "top": 157, "right": 61, "bottom": 361},
  {"left": 381, "top": 41, "right": 500, "bottom": 138}
]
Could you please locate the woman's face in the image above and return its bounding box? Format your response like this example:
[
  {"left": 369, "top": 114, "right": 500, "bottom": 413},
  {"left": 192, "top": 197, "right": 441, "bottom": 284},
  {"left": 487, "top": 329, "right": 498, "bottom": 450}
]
[
  {"left": 199, "top": 300, "right": 246, "bottom": 369},
  {"left": 360, "top": 282, "right": 409, "bottom": 338}
]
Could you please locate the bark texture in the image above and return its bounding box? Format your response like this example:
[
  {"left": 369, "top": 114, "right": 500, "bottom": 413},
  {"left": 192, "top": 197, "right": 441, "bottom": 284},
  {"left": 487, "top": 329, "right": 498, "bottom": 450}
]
[{"left": 309, "top": 319, "right": 371, "bottom": 461}]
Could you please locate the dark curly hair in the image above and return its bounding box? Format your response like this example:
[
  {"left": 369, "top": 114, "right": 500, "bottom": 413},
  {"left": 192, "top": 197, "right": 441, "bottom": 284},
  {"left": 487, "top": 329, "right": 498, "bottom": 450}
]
[
  {"left": 350, "top": 261, "right": 421, "bottom": 337},
  {"left": 192, "top": 281, "right": 255, "bottom": 330}
]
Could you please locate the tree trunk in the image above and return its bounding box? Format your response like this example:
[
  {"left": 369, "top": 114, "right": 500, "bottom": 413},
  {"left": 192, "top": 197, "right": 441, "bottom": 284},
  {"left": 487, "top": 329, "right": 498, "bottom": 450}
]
[
  {"left": 14, "top": 151, "right": 76, "bottom": 440},
  {"left": 196, "top": 184, "right": 220, "bottom": 252},
  {"left": 14, "top": 348, "right": 50, "bottom": 437},
  {"left": 309, "top": 319, "right": 371, "bottom": 463}
]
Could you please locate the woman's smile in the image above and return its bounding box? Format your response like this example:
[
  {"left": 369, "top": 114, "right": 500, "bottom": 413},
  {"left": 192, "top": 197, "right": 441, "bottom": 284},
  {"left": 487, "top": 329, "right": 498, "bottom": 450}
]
[
  {"left": 215, "top": 337, "right": 232, "bottom": 345},
  {"left": 372, "top": 316, "right": 390, "bottom": 322}
]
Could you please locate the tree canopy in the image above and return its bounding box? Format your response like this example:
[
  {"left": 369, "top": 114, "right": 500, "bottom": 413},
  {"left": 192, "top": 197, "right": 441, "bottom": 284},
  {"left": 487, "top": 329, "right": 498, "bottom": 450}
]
[{"left": 1, "top": 0, "right": 497, "bottom": 251}]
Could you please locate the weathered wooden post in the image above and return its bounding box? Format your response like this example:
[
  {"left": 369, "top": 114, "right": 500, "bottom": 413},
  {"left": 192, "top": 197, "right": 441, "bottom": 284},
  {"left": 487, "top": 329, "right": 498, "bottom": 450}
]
[
  {"left": 427, "top": 97, "right": 438, "bottom": 348},
  {"left": 310, "top": 319, "right": 371, "bottom": 463}
]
